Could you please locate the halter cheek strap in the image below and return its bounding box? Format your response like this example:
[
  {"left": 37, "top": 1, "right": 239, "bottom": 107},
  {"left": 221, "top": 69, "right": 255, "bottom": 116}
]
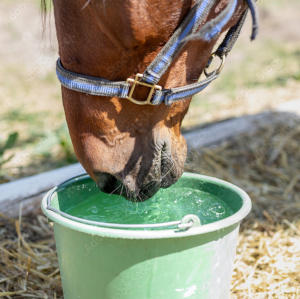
[{"left": 56, "top": 0, "right": 258, "bottom": 106}]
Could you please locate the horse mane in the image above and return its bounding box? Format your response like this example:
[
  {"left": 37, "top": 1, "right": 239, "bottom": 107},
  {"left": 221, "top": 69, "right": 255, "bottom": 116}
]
[
  {"left": 41, "top": 0, "right": 47, "bottom": 14},
  {"left": 40, "top": 0, "right": 50, "bottom": 34}
]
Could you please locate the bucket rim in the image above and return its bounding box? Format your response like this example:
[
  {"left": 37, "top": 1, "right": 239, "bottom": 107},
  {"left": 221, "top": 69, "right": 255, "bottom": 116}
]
[{"left": 41, "top": 172, "right": 251, "bottom": 239}]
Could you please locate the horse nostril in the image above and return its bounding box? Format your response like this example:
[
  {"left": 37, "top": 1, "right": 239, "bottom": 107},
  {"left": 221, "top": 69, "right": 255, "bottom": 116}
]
[
  {"left": 138, "top": 181, "right": 160, "bottom": 201},
  {"left": 97, "top": 173, "right": 110, "bottom": 190},
  {"left": 97, "top": 173, "right": 121, "bottom": 194},
  {"left": 96, "top": 173, "right": 161, "bottom": 201}
]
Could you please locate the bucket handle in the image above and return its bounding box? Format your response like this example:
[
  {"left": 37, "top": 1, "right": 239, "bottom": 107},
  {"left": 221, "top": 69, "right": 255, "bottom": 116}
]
[
  {"left": 46, "top": 175, "right": 201, "bottom": 231},
  {"left": 177, "top": 214, "right": 201, "bottom": 230}
]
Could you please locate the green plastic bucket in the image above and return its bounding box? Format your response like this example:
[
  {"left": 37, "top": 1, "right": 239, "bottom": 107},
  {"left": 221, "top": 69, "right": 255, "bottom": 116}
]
[{"left": 41, "top": 172, "right": 251, "bottom": 299}]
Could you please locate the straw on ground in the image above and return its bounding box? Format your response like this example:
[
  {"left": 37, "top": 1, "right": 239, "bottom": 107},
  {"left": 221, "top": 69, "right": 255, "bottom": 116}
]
[{"left": 0, "top": 115, "right": 300, "bottom": 298}]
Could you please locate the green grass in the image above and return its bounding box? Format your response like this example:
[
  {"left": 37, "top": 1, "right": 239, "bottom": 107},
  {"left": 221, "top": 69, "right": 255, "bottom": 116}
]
[
  {"left": 191, "top": 39, "right": 300, "bottom": 109},
  {"left": 0, "top": 59, "right": 76, "bottom": 182}
]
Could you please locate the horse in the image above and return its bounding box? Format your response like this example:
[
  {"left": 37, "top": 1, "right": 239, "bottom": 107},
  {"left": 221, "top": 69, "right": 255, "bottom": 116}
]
[{"left": 43, "top": 0, "right": 258, "bottom": 200}]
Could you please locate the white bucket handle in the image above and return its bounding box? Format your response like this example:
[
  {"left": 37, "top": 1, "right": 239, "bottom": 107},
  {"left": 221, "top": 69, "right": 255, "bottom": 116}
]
[{"left": 46, "top": 174, "right": 201, "bottom": 231}]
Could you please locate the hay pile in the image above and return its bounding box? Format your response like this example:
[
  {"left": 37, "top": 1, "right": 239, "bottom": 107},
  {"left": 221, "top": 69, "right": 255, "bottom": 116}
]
[
  {"left": 0, "top": 213, "right": 62, "bottom": 298},
  {"left": 0, "top": 113, "right": 300, "bottom": 298},
  {"left": 186, "top": 113, "right": 300, "bottom": 298}
]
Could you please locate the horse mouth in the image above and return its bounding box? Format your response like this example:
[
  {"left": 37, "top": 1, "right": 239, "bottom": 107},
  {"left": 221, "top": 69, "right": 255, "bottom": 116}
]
[
  {"left": 96, "top": 173, "right": 167, "bottom": 202},
  {"left": 95, "top": 149, "right": 178, "bottom": 201},
  {"left": 96, "top": 173, "right": 160, "bottom": 201}
]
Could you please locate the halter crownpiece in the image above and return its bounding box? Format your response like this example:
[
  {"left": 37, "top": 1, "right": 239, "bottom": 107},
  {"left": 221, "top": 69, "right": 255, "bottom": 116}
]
[{"left": 56, "top": 0, "right": 258, "bottom": 106}]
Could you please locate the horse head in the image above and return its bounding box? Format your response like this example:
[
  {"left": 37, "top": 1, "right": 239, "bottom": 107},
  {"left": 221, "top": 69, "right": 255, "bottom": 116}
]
[{"left": 50, "top": 0, "right": 257, "bottom": 200}]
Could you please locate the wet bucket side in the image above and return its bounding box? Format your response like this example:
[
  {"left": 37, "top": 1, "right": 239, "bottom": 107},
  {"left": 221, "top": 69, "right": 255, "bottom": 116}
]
[{"left": 42, "top": 173, "right": 251, "bottom": 299}]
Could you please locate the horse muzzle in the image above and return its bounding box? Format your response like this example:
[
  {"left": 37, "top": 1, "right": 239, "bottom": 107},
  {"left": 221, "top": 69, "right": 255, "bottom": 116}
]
[{"left": 95, "top": 142, "right": 185, "bottom": 201}]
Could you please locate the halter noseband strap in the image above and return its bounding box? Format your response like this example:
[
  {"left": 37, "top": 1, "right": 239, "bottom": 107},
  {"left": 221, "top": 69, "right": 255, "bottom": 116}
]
[{"left": 56, "top": 0, "right": 258, "bottom": 106}]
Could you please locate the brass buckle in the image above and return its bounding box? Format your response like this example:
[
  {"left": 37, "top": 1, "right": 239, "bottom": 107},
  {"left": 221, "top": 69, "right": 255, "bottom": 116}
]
[
  {"left": 126, "top": 73, "right": 162, "bottom": 105},
  {"left": 204, "top": 52, "right": 226, "bottom": 77}
]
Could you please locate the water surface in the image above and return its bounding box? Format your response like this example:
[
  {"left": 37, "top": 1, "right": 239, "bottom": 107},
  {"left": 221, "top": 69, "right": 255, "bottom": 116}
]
[{"left": 64, "top": 186, "right": 233, "bottom": 230}]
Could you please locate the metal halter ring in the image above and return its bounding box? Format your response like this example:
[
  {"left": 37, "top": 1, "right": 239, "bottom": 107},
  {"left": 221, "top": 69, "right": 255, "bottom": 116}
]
[{"left": 204, "top": 52, "right": 226, "bottom": 77}]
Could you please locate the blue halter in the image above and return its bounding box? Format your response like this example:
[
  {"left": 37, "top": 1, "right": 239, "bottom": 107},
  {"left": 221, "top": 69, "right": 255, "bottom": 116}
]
[{"left": 56, "top": 0, "right": 258, "bottom": 106}]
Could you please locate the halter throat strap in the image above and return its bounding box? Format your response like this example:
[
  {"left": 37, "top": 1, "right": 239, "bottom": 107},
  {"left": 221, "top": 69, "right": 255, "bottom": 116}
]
[{"left": 56, "top": 0, "right": 258, "bottom": 106}]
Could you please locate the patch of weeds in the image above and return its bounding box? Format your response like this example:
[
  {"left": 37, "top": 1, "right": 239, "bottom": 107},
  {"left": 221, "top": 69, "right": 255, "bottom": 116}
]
[
  {"left": 34, "top": 131, "right": 58, "bottom": 157},
  {"left": 0, "top": 132, "right": 19, "bottom": 182},
  {"left": 264, "top": 71, "right": 300, "bottom": 87},
  {"left": 212, "top": 41, "right": 297, "bottom": 96},
  {"left": 34, "top": 122, "right": 77, "bottom": 163},
  {"left": 293, "top": 71, "right": 300, "bottom": 81},
  {"left": 0, "top": 132, "right": 18, "bottom": 167},
  {"left": 1, "top": 108, "right": 46, "bottom": 125},
  {"left": 251, "top": 47, "right": 300, "bottom": 88},
  {"left": 56, "top": 123, "right": 77, "bottom": 163}
]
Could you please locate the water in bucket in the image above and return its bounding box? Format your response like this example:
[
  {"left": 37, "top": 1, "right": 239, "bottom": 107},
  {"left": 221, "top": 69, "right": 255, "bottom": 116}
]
[{"left": 59, "top": 178, "right": 233, "bottom": 229}]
